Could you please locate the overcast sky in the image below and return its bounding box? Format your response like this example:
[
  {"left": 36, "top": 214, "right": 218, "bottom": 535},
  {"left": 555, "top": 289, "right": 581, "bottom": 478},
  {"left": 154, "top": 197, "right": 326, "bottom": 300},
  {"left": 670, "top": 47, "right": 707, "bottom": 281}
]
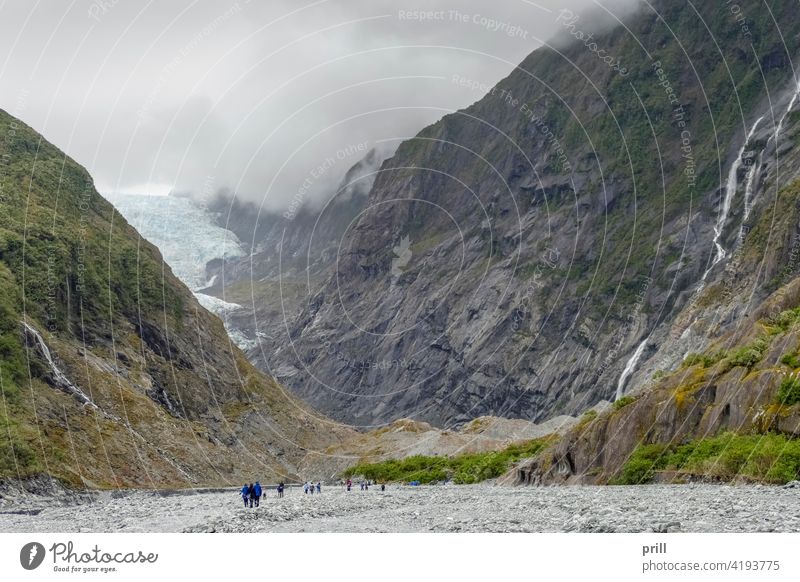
[{"left": 0, "top": 0, "right": 640, "bottom": 212}]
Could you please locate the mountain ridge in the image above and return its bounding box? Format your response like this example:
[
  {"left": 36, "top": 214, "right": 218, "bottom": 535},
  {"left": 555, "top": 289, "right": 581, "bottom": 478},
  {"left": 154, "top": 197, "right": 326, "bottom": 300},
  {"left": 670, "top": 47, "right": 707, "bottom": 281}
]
[
  {"left": 215, "top": 0, "right": 800, "bottom": 428},
  {"left": 0, "top": 108, "right": 354, "bottom": 488}
]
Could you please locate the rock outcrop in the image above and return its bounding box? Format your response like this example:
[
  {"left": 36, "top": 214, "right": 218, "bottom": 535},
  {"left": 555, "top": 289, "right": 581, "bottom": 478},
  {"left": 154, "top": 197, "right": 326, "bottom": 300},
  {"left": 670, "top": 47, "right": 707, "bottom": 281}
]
[{"left": 503, "top": 269, "right": 800, "bottom": 485}]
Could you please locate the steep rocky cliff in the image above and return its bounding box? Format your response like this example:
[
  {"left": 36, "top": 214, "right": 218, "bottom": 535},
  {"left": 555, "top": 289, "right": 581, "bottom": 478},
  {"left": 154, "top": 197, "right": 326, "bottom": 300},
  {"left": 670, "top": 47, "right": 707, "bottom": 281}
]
[
  {"left": 504, "top": 258, "right": 800, "bottom": 485},
  {"left": 505, "top": 87, "right": 800, "bottom": 484},
  {"left": 217, "top": 0, "right": 800, "bottom": 428},
  {"left": 0, "top": 109, "right": 353, "bottom": 488}
]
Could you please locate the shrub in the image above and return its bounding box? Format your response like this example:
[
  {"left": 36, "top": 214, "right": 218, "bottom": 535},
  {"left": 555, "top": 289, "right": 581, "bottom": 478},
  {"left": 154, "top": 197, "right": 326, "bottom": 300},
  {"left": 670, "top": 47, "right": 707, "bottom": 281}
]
[
  {"left": 617, "top": 432, "right": 800, "bottom": 485},
  {"left": 614, "top": 444, "right": 668, "bottom": 484},
  {"left": 725, "top": 337, "right": 769, "bottom": 370},
  {"left": 682, "top": 352, "right": 723, "bottom": 368},
  {"left": 780, "top": 354, "right": 800, "bottom": 369},
  {"left": 777, "top": 375, "right": 800, "bottom": 406},
  {"left": 765, "top": 308, "right": 800, "bottom": 334},
  {"left": 577, "top": 409, "right": 598, "bottom": 428},
  {"left": 613, "top": 395, "right": 637, "bottom": 411},
  {"left": 342, "top": 437, "right": 553, "bottom": 484}
]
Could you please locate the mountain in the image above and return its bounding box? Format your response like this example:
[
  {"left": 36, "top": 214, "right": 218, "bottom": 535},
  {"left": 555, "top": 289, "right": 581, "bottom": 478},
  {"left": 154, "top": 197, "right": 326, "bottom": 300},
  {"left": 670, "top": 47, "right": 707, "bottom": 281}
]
[
  {"left": 212, "top": 0, "right": 800, "bottom": 428},
  {"left": 197, "top": 148, "right": 386, "bottom": 373},
  {"left": 505, "top": 60, "right": 800, "bottom": 485},
  {"left": 0, "top": 109, "right": 353, "bottom": 488}
]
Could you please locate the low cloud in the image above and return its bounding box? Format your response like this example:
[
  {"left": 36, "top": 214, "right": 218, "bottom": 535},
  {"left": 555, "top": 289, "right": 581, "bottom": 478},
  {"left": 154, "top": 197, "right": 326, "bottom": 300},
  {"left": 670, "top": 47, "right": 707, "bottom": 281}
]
[{"left": 0, "top": 0, "right": 641, "bottom": 213}]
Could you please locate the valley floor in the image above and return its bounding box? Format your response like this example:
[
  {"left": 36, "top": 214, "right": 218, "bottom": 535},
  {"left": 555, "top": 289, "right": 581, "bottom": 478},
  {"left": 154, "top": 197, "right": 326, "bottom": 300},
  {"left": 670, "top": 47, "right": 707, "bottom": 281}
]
[{"left": 2, "top": 484, "right": 799, "bottom": 533}]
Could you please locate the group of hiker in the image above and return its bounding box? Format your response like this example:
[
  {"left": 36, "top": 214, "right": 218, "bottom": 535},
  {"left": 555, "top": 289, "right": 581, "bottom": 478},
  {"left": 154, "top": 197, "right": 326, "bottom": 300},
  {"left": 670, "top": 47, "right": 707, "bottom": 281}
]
[
  {"left": 344, "top": 479, "right": 385, "bottom": 492},
  {"left": 240, "top": 481, "right": 286, "bottom": 507},
  {"left": 240, "top": 478, "right": 386, "bottom": 507}
]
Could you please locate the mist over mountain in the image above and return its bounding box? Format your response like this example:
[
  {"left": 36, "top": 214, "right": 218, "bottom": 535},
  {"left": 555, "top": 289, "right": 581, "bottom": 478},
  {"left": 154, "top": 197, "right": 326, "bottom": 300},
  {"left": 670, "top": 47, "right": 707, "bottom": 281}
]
[
  {"left": 0, "top": 0, "right": 642, "bottom": 213},
  {"left": 195, "top": 0, "right": 800, "bottom": 432}
]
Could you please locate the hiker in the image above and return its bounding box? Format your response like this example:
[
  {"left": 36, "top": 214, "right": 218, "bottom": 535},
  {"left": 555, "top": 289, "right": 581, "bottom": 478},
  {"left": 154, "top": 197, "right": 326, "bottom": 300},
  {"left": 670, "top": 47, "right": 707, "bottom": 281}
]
[
  {"left": 278, "top": 482, "right": 284, "bottom": 498},
  {"left": 346, "top": 479, "right": 352, "bottom": 492},
  {"left": 241, "top": 484, "right": 249, "bottom": 508},
  {"left": 309, "top": 481, "right": 314, "bottom": 495},
  {"left": 316, "top": 481, "right": 321, "bottom": 494},
  {"left": 247, "top": 483, "right": 256, "bottom": 508},
  {"left": 303, "top": 482, "right": 309, "bottom": 494},
  {"left": 381, "top": 483, "right": 385, "bottom": 492},
  {"left": 254, "top": 482, "right": 262, "bottom": 507}
]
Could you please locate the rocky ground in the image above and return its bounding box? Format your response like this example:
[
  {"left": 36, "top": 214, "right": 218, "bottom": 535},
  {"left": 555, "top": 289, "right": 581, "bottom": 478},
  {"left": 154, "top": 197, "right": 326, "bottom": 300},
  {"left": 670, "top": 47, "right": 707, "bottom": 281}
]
[{"left": 2, "top": 483, "right": 799, "bottom": 533}]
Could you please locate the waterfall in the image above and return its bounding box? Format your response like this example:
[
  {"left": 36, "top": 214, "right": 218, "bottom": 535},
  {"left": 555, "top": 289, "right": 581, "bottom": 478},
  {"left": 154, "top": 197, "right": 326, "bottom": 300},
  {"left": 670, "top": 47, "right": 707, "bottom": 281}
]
[
  {"left": 20, "top": 322, "right": 197, "bottom": 481},
  {"left": 22, "top": 322, "right": 97, "bottom": 408},
  {"left": 616, "top": 339, "right": 648, "bottom": 400},
  {"left": 770, "top": 81, "right": 800, "bottom": 145},
  {"left": 700, "top": 115, "right": 765, "bottom": 283},
  {"left": 742, "top": 151, "right": 762, "bottom": 223}
]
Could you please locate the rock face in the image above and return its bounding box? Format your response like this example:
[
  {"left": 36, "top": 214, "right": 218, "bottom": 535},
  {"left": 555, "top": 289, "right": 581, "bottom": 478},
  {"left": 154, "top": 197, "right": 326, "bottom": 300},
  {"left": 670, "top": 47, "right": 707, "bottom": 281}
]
[
  {"left": 503, "top": 273, "right": 800, "bottom": 485},
  {"left": 213, "top": 0, "right": 800, "bottom": 428},
  {"left": 0, "top": 109, "right": 354, "bottom": 488}
]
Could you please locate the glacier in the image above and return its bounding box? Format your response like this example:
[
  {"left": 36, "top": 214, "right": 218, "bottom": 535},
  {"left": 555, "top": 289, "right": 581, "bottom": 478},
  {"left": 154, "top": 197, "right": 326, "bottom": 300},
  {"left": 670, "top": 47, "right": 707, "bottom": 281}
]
[
  {"left": 109, "top": 193, "right": 246, "bottom": 291},
  {"left": 108, "top": 193, "right": 252, "bottom": 350}
]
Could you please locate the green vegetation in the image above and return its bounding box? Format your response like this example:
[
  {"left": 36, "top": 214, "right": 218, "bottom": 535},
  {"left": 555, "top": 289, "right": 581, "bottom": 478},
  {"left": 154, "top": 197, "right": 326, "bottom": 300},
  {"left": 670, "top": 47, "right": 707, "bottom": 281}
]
[
  {"left": 615, "top": 443, "right": 669, "bottom": 485},
  {"left": 613, "top": 395, "right": 637, "bottom": 411},
  {"left": 0, "top": 109, "right": 189, "bottom": 480},
  {"left": 764, "top": 307, "right": 800, "bottom": 335},
  {"left": 781, "top": 354, "right": 800, "bottom": 369},
  {"left": 577, "top": 409, "right": 598, "bottom": 428},
  {"left": 0, "top": 111, "right": 184, "bottom": 344},
  {"left": 342, "top": 438, "right": 554, "bottom": 484},
  {"left": 682, "top": 350, "right": 727, "bottom": 369},
  {"left": 723, "top": 337, "right": 769, "bottom": 371},
  {"left": 616, "top": 432, "right": 800, "bottom": 485},
  {"left": 776, "top": 375, "right": 800, "bottom": 407}
]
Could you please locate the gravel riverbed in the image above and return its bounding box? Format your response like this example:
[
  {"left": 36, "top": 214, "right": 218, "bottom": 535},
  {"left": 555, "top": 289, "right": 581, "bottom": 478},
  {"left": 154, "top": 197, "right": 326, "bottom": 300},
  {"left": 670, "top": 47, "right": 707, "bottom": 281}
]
[{"left": 1, "top": 484, "right": 799, "bottom": 533}]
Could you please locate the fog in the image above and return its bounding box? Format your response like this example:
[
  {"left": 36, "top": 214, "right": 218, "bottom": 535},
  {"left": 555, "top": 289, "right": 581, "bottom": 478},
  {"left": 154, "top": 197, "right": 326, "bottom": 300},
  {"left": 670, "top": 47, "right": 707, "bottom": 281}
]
[{"left": 0, "top": 0, "right": 641, "bottom": 212}]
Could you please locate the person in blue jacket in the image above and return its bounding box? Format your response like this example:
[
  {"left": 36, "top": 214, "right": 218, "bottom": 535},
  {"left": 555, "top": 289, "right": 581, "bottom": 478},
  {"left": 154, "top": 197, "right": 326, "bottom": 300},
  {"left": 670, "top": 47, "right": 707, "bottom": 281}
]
[
  {"left": 240, "top": 484, "right": 249, "bottom": 508},
  {"left": 254, "top": 482, "right": 262, "bottom": 507}
]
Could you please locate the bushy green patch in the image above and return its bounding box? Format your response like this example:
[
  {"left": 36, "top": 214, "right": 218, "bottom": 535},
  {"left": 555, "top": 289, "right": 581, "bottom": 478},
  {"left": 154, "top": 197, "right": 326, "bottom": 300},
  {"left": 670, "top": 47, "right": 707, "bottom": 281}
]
[
  {"left": 682, "top": 350, "right": 727, "bottom": 369},
  {"left": 723, "top": 337, "right": 770, "bottom": 371},
  {"left": 780, "top": 354, "right": 800, "bottom": 369},
  {"left": 764, "top": 307, "right": 800, "bottom": 335},
  {"left": 776, "top": 375, "right": 800, "bottom": 406},
  {"left": 342, "top": 438, "right": 553, "bottom": 484},
  {"left": 616, "top": 432, "right": 800, "bottom": 484},
  {"left": 613, "top": 395, "right": 637, "bottom": 411},
  {"left": 614, "top": 444, "right": 669, "bottom": 484}
]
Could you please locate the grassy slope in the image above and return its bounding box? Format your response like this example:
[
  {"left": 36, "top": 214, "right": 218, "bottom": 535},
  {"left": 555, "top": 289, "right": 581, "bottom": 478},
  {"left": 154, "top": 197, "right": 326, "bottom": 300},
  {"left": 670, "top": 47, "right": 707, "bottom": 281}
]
[{"left": 0, "top": 110, "right": 351, "bottom": 487}]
